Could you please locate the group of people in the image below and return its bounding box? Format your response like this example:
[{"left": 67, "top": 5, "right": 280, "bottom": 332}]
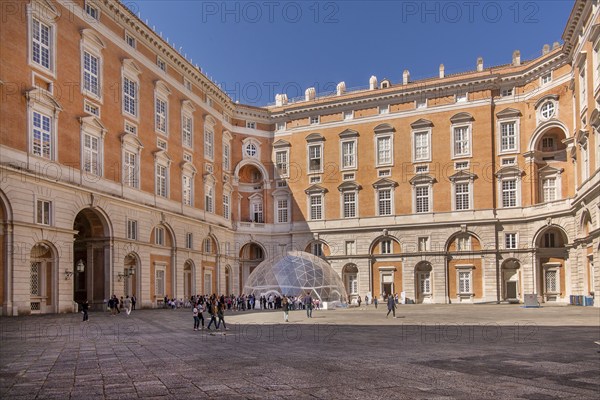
[
  {"left": 191, "top": 294, "right": 229, "bottom": 331},
  {"left": 107, "top": 294, "right": 135, "bottom": 316}
]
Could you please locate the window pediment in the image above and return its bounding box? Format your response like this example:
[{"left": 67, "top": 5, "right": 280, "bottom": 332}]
[
  {"left": 495, "top": 166, "right": 524, "bottom": 178},
  {"left": 450, "top": 112, "right": 474, "bottom": 124},
  {"left": 181, "top": 99, "right": 195, "bottom": 112},
  {"left": 306, "top": 133, "right": 325, "bottom": 143},
  {"left": 374, "top": 123, "right": 395, "bottom": 134},
  {"left": 122, "top": 59, "right": 141, "bottom": 76},
  {"left": 409, "top": 174, "right": 436, "bottom": 185},
  {"left": 204, "top": 115, "right": 217, "bottom": 126},
  {"left": 79, "top": 115, "right": 107, "bottom": 136},
  {"left": 496, "top": 108, "right": 522, "bottom": 119},
  {"left": 339, "top": 129, "right": 359, "bottom": 139},
  {"left": 410, "top": 119, "right": 433, "bottom": 129},
  {"left": 538, "top": 165, "right": 564, "bottom": 175},
  {"left": 25, "top": 88, "right": 63, "bottom": 113},
  {"left": 31, "top": 0, "right": 61, "bottom": 22},
  {"left": 337, "top": 181, "right": 362, "bottom": 192},
  {"left": 153, "top": 150, "right": 172, "bottom": 164},
  {"left": 305, "top": 184, "right": 328, "bottom": 194},
  {"left": 372, "top": 178, "right": 398, "bottom": 189},
  {"left": 81, "top": 29, "right": 106, "bottom": 51},
  {"left": 273, "top": 139, "right": 291, "bottom": 148},
  {"left": 448, "top": 171, "right": 477, "bottom": 182},
  {"left": 534, "top": 95, "right": 559, "bottom": 110},
  {"left": 155, "top": 80, "right": 171, "bottom": 96},
  {"left": 121, "top": 132, "right": 143, "bottom": 149},
  {"left": 180, "top": 161, "right": 197, "bottom": 175}
]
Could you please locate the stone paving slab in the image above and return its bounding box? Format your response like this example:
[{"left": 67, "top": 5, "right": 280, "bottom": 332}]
[{"left": 1, "top": 305, "right": 599, "bottom": 399}]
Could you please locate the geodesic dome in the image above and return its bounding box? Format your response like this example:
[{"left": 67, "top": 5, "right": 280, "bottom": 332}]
[{"left": 243, "top": 251, "right": 348, "bottom": 303}]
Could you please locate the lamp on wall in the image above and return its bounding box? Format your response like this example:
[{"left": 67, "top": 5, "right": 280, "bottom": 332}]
[
  {"left": 64, "top": 269, "right": 73, "bottom": 280},
  {"left": 76, "top": 259, "right": 85, "bottom": 273},
  {"left": 118, "top": 266, "right": 136, "bottom": 282}
]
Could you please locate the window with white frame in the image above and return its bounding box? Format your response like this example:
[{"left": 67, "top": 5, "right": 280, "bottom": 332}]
[
  {"left": 594, "top": 39, "right": 600, "bottom": 87},
  {"left": 84, "top": 101, "right": 99, "bottom": 116},
  {"left": 155, "top": 227, "right": 165, "bottom": 245},
  {"left": 36, "top": 199, "right": 51, "bottom": 225},
  {"left": 453, "top": 126, "right": 471, "bottom": 157},
  {"left": 540, "top": 101, "right": 555, "bottom": 120},
  {"left": 125, "top": 32, "right": 136, "bottom": 48},
  {"left": 250, "top": 198, "right": 264, "bottom": 223},
  {"left": 312, "top": 242, "right": 323, "bottom": 257},
  {"left": 182, "top": 114, "right": 193, "bottom": 148},
  {"left": 155, "top": 268, "right": 165, "bottom": 296},
  {"left": 185, "top": 232, "right": 193, "bottom": 249},
  {"left": 541, "top": 176, "right": 556, "bottom": 202},
  {"left": 246, "top": 121, "right": 256, "bottom": 129},
  {"left": 155, "top": 97, "right": 168, "bottom": 135},
  {"left": 157, "top": 138, "right": 167, "bottom": 151},
  {"left": 341, "top": 140, "right": 356, "bottom": 169},
  {"left": 276, "top": 199, "right": 289, "bottom": 223},
  {"left": 342, "top": 192, "right": 357, "bottom": 218},
  {"left": 157, "top": 57, "right": 166, "bottom": 72},
  {"left": 501, "top": 179, "right": 517, "bottom": 208},
  {"left": 205, "top": 184, "right": 214, "bottom": 213},
  {"left": 82, "top": 50, "right": 101, "bottom": 98},
  {"left": 545, "top": 270, "right": 557, "bottom": 292},
  {"left": 31, "top": 17, "right": 53, "bottom": 71},
  {"left": 380, "top": 240, "right": 392, "bottom": 254},
  {"left": 500, "top": 122, "right": 518, "bottom": 152},
  {"left": 419, "top": 271, "right": 431, "bottom": 294},
  {"left": 416, "top": 99, "right": 426, "bottom": 109},
  {"left": 415, "top": 185, "right": 430, "bottom": 213},
  {"left": 275, "top": 150, "right": 289, "bottom": 178},
  {"left": 85, "top": 1, "right": 100, "bottom": 20},
  {"left": 501, "top": 88, "right": 513, "bottom": 97},
  {"left": 501, "top": 157, "right": 516, "bottom": 166},
  {"left": 456, "top": 92, "right": 467, "bottom": 103},
  {"left": 413, "top": 131, "right": 430, "bottom": 162},
  {"left": 204, "top": 127, "right": 214, "bottom": 160},
  {"left": 275, "top": 121, "right": 285, "bottom": 131},
  {"left": 541, "top": 137, "right": 556, "bottom": 151},
  {"left": 31, "top": 111, "right": 53, "bottom": 159},
  {"left": 456, "top": 235, "right": 471, "bottom": 251},
  {"left": 580, "top": 140, "right": 589, "bottom": 182},
  {"left": 454, "top": 182, "right": 470, "bottom": 211},
  {"left": 310, "top": 176, "right": 321, "bottom": 184},
  {"left": 418, "top": 237, "right": 429, "bottom": 252},
  {"left": 415, "top": 165, "right": 429, "bottom": 174},
  {"left": 579, "top": 66, "right": 587, "bottom": 112},
  {"left": 379, "top": 105, "right": 389, "bottom": 114},
  {"left": 183, "top": 153, "right": 192, "bottom": 163},
  {"left": 223, "top": 193, "right": 230, "bottom": 220},
  {"left": 182, "top": 175, "right": 193, "bottom": 206},
  {"left": 308, "top": 144, "right": 322, "bottom": 173},
  {"left": 156, "top": 163, "right": 168, "bottom": 198},
  {"left": 183, "top": 78, "right": 192, "bottom": 92},
  {"left": 127, "top": 219, "right": 137, "bottom": 240},
  {"left": 310, "top": 115, "right": 320, "bottom": 125},
  {"left": 541, "top": 72, "right": 552, "bottom": 85},
  {"left": 82, "top": 133, "right": 101, "bottom": 176},
  {"left": 347, "top": 274, "right": 358, "bottom": 295},
  {"left": 123, "top": 150, "right": 138, "bottom": 188},
  {"left": 245, "top": 142, "right": 258, "bottom": 158},
  {"left": 203, "top": 238, "right": 213, "bottom": 253},
  {"left": 343, "top": 110, "right": 353, "bottom": 120},
  {"left": 505, "top": 233, "right": 517, "bottom": 249},
  {"left": 458, "top": 271, "right": 472, "bottom": 294},
  {"left": 309, "top": 194, "right": 323, "bottom": 220},
  {"left": 345, "top": 241, "right": 356, "bottom": 255},
  {"left": 123, "top": 76, "right": 138, "bottom": 117},
  {"left": 455, "top": 161, "right": 469, "bottom": 170},
  {"left": 223, "top": 142, "right": 230, "bottom": 171},
  {"left": 376, "top": 136, "right": 392, "bottom": 166},
  {"left": 377, "top": 188, "right": 392, "bottom": 216}
]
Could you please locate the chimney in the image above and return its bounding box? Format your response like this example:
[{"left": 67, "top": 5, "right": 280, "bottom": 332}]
[
  {"left": 439, "top": 64, "right": 445, "bottom": 79},
  {"left": 512, "top": 50, "right": 521, "bottom": 66},
  {"left": 275, "top": 93, "right": 288, "bottom": 106},
  {"left": 305, "top": 87, "right": 316, "bottom": 101},
  {"left": 369, "top": 76, "right": 378, "bottom": 90},
  {"left": 542, "top": 44, "right": 550, "bottom": 55},
  {"left": 477, "top": 57, "right": 484, "bottom": 72},
  {"left": 403, "top": 70, "right": 410, "bottom": 85},
  {"left": 336, "top": 81, "right": 346, "bottom": 96}
]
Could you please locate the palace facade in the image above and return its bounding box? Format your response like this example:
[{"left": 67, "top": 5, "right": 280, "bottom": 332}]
[{"left": 0, "top": 0, "right": 598, "bottom": 314}]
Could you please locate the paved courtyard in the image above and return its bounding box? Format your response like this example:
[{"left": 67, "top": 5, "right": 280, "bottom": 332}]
[{"left": 1, "top": 304, "right": 599, "bottom": 399}]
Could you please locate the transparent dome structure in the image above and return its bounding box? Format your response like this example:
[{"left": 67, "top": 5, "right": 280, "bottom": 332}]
[{"left": 243, "top": 251, "right": 348, "bottom": 303}]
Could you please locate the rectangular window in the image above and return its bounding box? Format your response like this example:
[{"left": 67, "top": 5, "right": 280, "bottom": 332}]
[
  {"left": 125, "top": 33, "right": 136, "bottom": 48},
  {"left": 157, "top": 57, "right": 166, "bottom": 72},
  {"left": 36, "top": 200, "right": 51, "bottom": 225},
  {"left": 457, "top": 236, "right": 471, "bottom": 251},
  {"left": 276, "top": 199, "right": 288, "bottom": 223},
  {"left": 541, "top": 137, "right": 555, "bottom": 151},
  {"left": 458, "top": 271, "right": 471, "bottom": 293},
  {"left": 502, "top": 179, "right": 517, "bottom": 208},
  {"left": 123, "top": 151, "right": 137, "bottom": 188},
  {"left": 348, "top": 274, "right": 358, "bottom": 294},
  {"left": 184, "top": 78, "right": 192, "bottom": 92},
  {"left": 453, "top": 126, "right": 470, "bottom": 157},
  {"left": 203, "top": 238, "right": 213, "bottom": 254},
  {"left": 85, "top": 2, "right": 99, "bottom": 19},
  {"left": 156, "top": 164, "right": 167, "bottom": 197},
  {"left": 182, "top": 115, "right": 193, "bottom": 148},
  {"left": 182, "top": 175, "right": 192, "bottom": 206},
  {"left": 456, "top": 93, "right": 467, "bottom": 103},
  {"left": 127, "top": 219, "right": 137, "bottom": 240},
  {"left": 183, "top": 153, "right": 192, "bottom": 163},
  {"left": 185, "top": 233, "right": 193, "bottom": 249},
  {"left": 246, "top": 121, "right": 256, "bottom": 129},
  {"left": 83, "top": 51, "right": 100, "bottom": 97},
  {"left": 204, "top": 128, "right": 214, "bottom": 159},
  {"left": 501, "top": 157, "right": 516, "bottom": 166},
  {"left": 455, "top": 182, "right": 470, "bottom": 210},
  {"left": 542, "top": 177, "right": 556, "bottom": 202},
  {"left": 579, "top": 67, "right": 587, "bottom": 111},
  {"left": 594, "top": 40, "right": 600, "bottom": 86},
  {"left": 418, "top": 237, "right": 429, "bottom": 252},
  {"left": 223, "top": 194, "right": 230, "bottom": 220},
  {"left": 377, "top": 136, "right": 392, "bottom": 165},
  {"left": 545, "top": 270, "right": 557, "bottom": 292},
  {"left": 414, "top": 131, "right": 430, "bottom": 161},
  {"left": 310, "top": 116, "right": 320, "bottom": 125},
  {"left": 32, "top": 111, "right": 52, "bottom": 159},
  {"left": 343, "top": 110, "right": 353, "bottom": 120},
  {"left": 123, "top": 77, "right": 137, "bottom": 117},
  {"left": 541, "top": 72, "right": 552, "bottom": 85},
  {"left": 32, "top": 18, "right": 51, "bottom": 69},
  {"left": 312, "top": 242, "right": 323, "bottom": 257},
  {"left": 205, "top": 186, "right": 214, "bottom": 213},
  {"left": 415, "top": 186, "right": 430, "bottom": 213},
  {"left": 83, "top": 133, "right": 100, "bottom": 176},
  {"left": 343, "top": 192, "right": 356, "bottom": 218},
  {"left": 378, "top": 169, "right": 391, "bottom": 177},
  {"left": 379, "top": 105, "right": 389, "bottom": 114},
  {"left": 381, "top": 240, "right": 391, "bottom": 254},
  {"left": 155, "top": 227, "right": 164, "bottom": 245},
  {"left": 416, "top": 99, "right": 426, "bottom": 109},
  {"left": 251, "top": 202, "right": 264, "bottom": 223},
  {"left": 343, "top": 173, "right": 355, "bottom": 181},
  {"left": 415, "top": 165, "right": 429, "bottom": 174},
  {"left": 155, "top": 97, "right": 167, "bottom": 134},
  {"left": 419, "top": 272, "right": 431, "bottom": 294},
  {"left": 341, "top": 140, "right": 356, "bottom": 169},
  {"left": 275, "top": 121, "right": 285, "bottom": 131},
  {"left": 500, "top": 122, "right": 517, "bottom": 152},
  {"left": 275, "top": 150, "right": 289, "bottom": 177},
  {"left": 155, "top": 269, "right": 165, "bottom": 296},
  {"left": 223, "top": 143, "right": 230, "bottom": 171},
  {"left": 345, "top": 241, "right": 356, "bottom": 255},
  {"left": 308, "top": 144, "right": 322, "bottom": 173},
  {"left": 505, "top": 233, "right": 517, "bottom": 249},
  {"left": 501, "top": 88, "right": 513, "bottom": 97},
  {"left": 84, "top": 101, "right": 99, "bottom": 116},
  {"left": 310, "top": 194, "right": 323, "bottom": 220},
  {"left": 157, "top": 138, "right": 167, "bottom": 151},
  {"left": 455, "top": 161, "right": 469, "bottom": 170},
  {"left": 378, "top": 189, "right": 392, "bottom": 216}
]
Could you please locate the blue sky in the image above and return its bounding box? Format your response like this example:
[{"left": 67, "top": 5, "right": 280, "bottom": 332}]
[{"left": 129, "top": 1, "right": 574, "bottom": 105}]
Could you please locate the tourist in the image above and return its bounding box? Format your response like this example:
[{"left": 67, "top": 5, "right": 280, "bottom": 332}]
[
  {"left": 81, "top": 300, "right": 89, "bottom": 322},
  {"left": 197, "top": 300, "right": 205, "bottom": 330},
  {"left": 374, "top": 297, "right": 378, "bottom": 309},
  {"left": 303, "top": 292, "right": 313, "bottom": 318},
  {"left": 207, "top": 300, "right": 218, "bottom": 330},
  {"left": 282, "top": 296, "right": 289, "bottom": 322},
  {"left": 216, "top": 302, "right": 227, "bottom": 331},
  {"left": 114, "top": 295, "right": 121, "bottom": 314},
  {"left": 386, "top": 294, "right": 396, "bottom": 318},
  {"left": 124, "top": 295, "right": 132, "bottom": 315},
  {"left": 357, "top": 295, "right": 362, "bottom": 307},
  {"left": 193, "top": 305, "right": 200, "bottom": 331},
  {"left": 131, "top": 295, "right": 136, "bottom": 310}
]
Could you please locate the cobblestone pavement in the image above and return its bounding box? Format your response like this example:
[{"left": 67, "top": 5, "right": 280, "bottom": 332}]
[{"left": 1, "top": 305, "right": 599, "bottom": 399}]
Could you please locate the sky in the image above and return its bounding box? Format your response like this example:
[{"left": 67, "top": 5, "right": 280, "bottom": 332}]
[{"left": 128, "top": 0, "right": 575, "bottom": 106}]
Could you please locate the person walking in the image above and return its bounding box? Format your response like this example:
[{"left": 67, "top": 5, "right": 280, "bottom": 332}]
[
  {"left": 207, "top": 300, "right": 218, "bottom": 330},
  {"left": 386, "top": 294, "right": 396, "bottom": 318},
  {"left": 282, "top": 296, "right": 289, "bottom": 322},
  {"left": 193, "top": 305, "right": 200, "bottom": 331},
  {"left": 216, "top": 302, "right": 227, "bottom": 331},
  {"left": 124, "top": 295, "right": 132, "bottom": 315},
  {"left": 357, "top": 295, "right": 362, "bottom": 308},
  {"left": 303, "top": 292, "right": 313, "bottom": 318},
  {"left": 374, "top": 297, "right": 378, "bottom": 309},
  {"left": 81, "top": 300, "right": 89, "bottom": 322},
  {"left": 131, "top": 295, "right": 136, "bottom": 310}
]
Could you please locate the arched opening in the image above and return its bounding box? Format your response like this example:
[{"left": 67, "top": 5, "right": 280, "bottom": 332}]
[
  {"left": 123, "top": 253, "right": 139, "bottom": 299},
  {"left": 183, "top": 260, "right": 194, "bottom": 300},
  {"left": 415, "top": 262, "right": 433, "bottom": 304},
  {"left": 534, "top": 226, "right": 568, "bottom": 302},
  {"left": 30, "top": 243, "right": 57, "bottom": 313},
  {"left": 238, "top": 164, "right": 263, "bottom": 185},
  {"left": 304, "top": 240, "right": 331, "bottom": 257},
  {"left": 73, "top": 208, "right": 111, "bottom": 309},
  {"left": 369, "top": 236, "right": 402, "bottom": 300},
  {"left": 446, "top": 232, "right": 482, "bottom": 303},
  {"left": 342, "top": 264, "right": 359, "bottom": 303},
  {"left": 239, "top": 242, "right": 266, "bottom": 293},
  {"left": 501, "top": 259, "right": 521, "bottom": 303},
  {"left": 535, "top": 126, "right": 567, "bottom": 154}
]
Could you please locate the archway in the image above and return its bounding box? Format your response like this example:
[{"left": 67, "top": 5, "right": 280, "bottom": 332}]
[
  {"left": 415, "top": 262, "right": 433, "bottom": 304},
  {"left": 183, "top": 260, "right": 195, "bottom": 300},
  {"left": 501, "top": 259, "right": 521, "bottom": 303},
  {"left": 123, "top": 253, "right": 139, "bottom": 299},
  {"left": 342, "top": 264, "right": 359, "bottom": 303},
  {"left": 239, "top": 242, "right": 266, "bottom": 293},
  {"left": 534, "top": 226, "right": 568, "bottom": 302},
  {"left": 30, "top": 242, "right": 57, "bottom": 314},
  {"left": 73, "top": 208, "right": 111, "bottom": 309}
]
